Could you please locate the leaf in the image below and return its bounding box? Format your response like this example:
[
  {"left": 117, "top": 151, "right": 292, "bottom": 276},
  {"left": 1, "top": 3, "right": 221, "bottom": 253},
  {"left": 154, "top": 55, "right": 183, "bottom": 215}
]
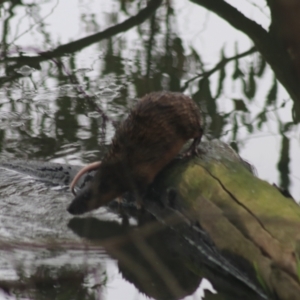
[
  {"left": 194, "top": 78, "right": 216, "bottom": 116},
  {"left": 189, "top": 47, "right": 203, "bottom": 65},
  {"left": 280, "top": 100, "right": 288, "bottom": 108},
  {"left": 241, "top": 114, "right": 253, "bottom": 133},
  {"left": 277, "top": 135, "right": 290, "bottom": 190},
  {"left": 232, "top": 44, "right": 244, "bottom": 80},
  {"left": 256, "top": 54, "right": 266, "bottom": 77},
  {"left": 243, "top": 64, "right": 256, "bottom": 100},
  {"left": 216, "top": 66, "right": 226, "bottom": 98},
  {"left": 232, "top": 113, "right": 238, "bottom": 141},
  {"left": 283, "top": 122, "right": 294, "bottom": 132},
  {"left": 215, "top": 48, "right": 226, "bottom": 98},
  {"left": 230, "top": 141, "right": 239, "bottom": 153},
  {"left": 256, "top": 111, "right": 267, "bottom": 129},
  {"left": 266, "top": 77, "right": 278, "bottom": 106},
  {"left": 232, "top": 98, "right": 248, "bottom": 112},
  {"left": 232, "top": 61, "right": 244, "bottom": 80}
]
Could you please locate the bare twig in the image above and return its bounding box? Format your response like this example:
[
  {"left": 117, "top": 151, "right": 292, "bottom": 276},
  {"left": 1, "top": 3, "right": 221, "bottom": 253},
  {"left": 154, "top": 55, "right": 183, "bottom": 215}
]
[
  {"left": 0, "top": 0, "right": 162, "bottom": 87},
  {"left": 180, "top": 46, "right": 257, "bottom": 91},
  {"left": 1, "top": 0, "right": 162, "bottom": 64}
]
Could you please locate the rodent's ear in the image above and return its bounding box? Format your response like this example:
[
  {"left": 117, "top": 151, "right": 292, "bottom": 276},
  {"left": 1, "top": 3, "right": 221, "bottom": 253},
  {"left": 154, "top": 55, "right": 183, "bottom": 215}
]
[{"left": 67, "top": 187, "right": 92, "bottom": 215}]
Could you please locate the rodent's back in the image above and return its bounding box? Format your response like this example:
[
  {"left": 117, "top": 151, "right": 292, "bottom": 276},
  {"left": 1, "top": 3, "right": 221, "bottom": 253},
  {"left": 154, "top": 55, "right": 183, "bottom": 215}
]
[
  {"left": 132, "top": 91, "right": 201, "bottom": 138},
  {"left": 107, "top": 92, "right": 202, "bottom": 161}
]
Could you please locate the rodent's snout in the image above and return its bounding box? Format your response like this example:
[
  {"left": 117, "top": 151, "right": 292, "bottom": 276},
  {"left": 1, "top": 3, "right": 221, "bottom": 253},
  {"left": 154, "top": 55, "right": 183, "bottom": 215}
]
[{"left": 67, "top": 187, "right": 92, "bottom": 215}]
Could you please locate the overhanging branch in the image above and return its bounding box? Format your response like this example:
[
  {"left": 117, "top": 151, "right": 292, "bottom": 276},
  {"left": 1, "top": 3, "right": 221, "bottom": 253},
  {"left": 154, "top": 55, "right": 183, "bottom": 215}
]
[
  {"left": 190, "top": 0, "right": 300, "bottom": 120},
  {"left": 0, "top": 0, "right": 163, "bottom": 71},
  {"left": 181, "top": 46, "right": 257, "bottom": 91}
]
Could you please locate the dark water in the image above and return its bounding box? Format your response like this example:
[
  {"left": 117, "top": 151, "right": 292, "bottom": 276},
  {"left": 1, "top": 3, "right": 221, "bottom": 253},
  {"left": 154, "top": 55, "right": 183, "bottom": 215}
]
[{"left": 0, "top": 1, "right": 297, "bottom": 299}]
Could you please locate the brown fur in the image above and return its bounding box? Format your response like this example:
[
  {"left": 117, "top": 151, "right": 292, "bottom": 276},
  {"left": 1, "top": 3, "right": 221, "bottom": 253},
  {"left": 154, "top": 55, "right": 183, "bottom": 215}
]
[{"left": 67, "top": 91, "right": 203, "bottom": 214}]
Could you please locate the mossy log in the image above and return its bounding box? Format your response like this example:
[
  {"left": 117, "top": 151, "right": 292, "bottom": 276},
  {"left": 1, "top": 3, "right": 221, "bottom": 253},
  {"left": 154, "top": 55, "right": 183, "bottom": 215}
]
[{"left": 149, "top": 140, "right": 300, "bottom": 300}]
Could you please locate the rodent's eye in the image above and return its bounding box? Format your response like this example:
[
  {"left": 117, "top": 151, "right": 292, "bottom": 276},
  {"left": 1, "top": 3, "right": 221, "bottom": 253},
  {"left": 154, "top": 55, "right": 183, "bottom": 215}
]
[
  {"left": 98, "top": 182, "right": 107, "bottom": 193},
  {"left": 98, "top": 178, "right": 113, "bottom": 193}
]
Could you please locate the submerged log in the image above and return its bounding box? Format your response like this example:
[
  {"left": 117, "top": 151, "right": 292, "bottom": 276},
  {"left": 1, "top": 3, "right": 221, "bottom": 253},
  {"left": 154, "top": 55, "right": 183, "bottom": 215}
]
[{"left": 146, "top": 140, "right": 300, "bottom": 300}]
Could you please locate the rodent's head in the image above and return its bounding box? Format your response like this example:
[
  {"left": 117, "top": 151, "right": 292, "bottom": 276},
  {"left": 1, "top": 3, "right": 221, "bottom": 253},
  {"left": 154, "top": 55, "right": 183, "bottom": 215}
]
[
  {"left": 67, "top": 185, "right": 120, "bottom": 215},
  {"left": 67, "top": 186, "right": 93, "bottom": 215},
  {"left": 67, "top": 166, "right": 123, "bottom": 215}
]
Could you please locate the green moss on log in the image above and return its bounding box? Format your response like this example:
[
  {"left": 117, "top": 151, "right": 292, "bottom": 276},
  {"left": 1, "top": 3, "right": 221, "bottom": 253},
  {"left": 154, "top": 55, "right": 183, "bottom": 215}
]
[{"left": 156, "top": 140, "right": 300, "bottom": 299}]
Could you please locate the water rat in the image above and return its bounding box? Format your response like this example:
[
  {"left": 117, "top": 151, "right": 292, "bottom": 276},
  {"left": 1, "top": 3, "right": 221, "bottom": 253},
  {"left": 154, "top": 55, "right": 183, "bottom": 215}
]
[{"left": 67, "top": 91, "right": 203, "bottom": 214}]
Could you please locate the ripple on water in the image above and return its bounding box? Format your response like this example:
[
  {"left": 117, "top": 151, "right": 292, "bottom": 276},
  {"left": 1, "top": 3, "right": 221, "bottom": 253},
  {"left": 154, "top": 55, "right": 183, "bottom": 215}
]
[{"left": 0, "top": 165, "right": 111, "bottom": 283}]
